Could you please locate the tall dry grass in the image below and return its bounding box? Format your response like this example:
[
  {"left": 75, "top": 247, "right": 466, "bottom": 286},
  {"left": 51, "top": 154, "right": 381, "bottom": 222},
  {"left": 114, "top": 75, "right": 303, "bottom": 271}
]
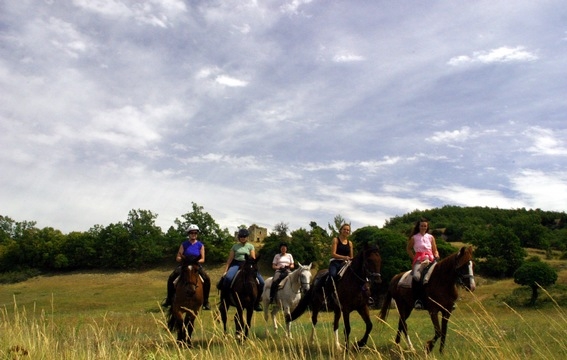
[
  {"left": 2, "top": 293, "right": 567, "bottom": 359},
  {"left": 2, "top": 267, "right": 567, "bottom": 359}
]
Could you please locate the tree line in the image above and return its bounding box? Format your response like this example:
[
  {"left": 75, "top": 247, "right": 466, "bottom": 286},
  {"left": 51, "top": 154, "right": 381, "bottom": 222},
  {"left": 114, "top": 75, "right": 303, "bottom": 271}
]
[{"left": 1, "top": 203, "right": 566, "bottom": 289}]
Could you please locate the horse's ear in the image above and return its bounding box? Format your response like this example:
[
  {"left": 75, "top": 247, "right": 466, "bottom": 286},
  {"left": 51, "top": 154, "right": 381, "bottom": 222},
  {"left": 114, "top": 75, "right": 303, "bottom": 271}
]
[{"left": 298, "top": 262, "right": 303, "bottom": 267}]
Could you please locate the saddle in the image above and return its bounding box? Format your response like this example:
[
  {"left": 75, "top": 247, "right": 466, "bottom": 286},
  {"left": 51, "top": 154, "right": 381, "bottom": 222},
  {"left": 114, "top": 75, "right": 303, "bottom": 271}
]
[{"left": 398, "top": 261, "right": 437, "bottom": 288}]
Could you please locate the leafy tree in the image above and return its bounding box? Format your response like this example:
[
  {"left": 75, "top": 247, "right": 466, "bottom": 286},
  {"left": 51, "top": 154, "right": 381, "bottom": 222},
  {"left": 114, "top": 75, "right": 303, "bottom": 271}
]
[
  {"left": 174, "top": 202, "right": 233, "bottom": 263},
  {"left": 98, "top": 222, "right": 130, "bottom": 269},
  {"left": 514, "top": 257, "right": 558, "bottom": 305},
  {"left": 328, "top": 214, "right": 348, "bottom": 238},
  {"left": 470, "top": 225, "right": 526, "bottom": 277},
  {"left": 258, "top": 227, "right": 290, "bottom": 268},
  {"left": 509, "top": 214, "right": 550, "bottom": 249},
  {"left": 273, "top": 222, "right": 290, "bottom": 237},
  {"left": 124, "top": 209, "right": 165, "bottom": 267},
  {"left": 62, "top": 231, "right": 99, "bottom": 269},
  {"left": 351, "top": 226, "right": 407, "bottom": 284},
  {"left": 307, "top": 221, "right": 330, "bottom": 267}
]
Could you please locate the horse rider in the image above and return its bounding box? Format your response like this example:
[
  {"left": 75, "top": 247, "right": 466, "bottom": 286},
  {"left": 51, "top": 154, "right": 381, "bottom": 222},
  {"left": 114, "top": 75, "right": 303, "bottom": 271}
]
[
  {"left": 162, "top": 224, "right": 211, "bottom": 310},
  {"left": 219, "top": 228, "right": 264, "bottom": 311},
  {"left": 406, "top": 219, "right": 439, "bottom": 309},
  {"left": 269, "top": 242, "right": 294, "bottom": 303},
  {"left": 329, "top": 223, "right": 354, "bottom": 282}
]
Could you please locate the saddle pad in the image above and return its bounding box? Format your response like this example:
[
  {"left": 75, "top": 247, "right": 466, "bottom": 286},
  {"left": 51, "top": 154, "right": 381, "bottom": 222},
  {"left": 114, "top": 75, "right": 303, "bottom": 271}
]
[{"left": 278, "top": 276, "right": 290, "bottom": 289}]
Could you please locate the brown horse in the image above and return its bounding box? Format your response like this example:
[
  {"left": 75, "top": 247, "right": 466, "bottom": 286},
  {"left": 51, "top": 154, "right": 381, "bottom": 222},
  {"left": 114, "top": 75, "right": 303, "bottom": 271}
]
[
  {"left": 219, "top": 254, "right": 259, "bottom": 340},
  {"left": 287, "top": 245, "right": 382, "bottom": 350},
  {"left": 166, "top": 255, "right": 204, "bottom": 347},
  {"left": 379, "top": 246, "right": 476, "bottom": 354}
]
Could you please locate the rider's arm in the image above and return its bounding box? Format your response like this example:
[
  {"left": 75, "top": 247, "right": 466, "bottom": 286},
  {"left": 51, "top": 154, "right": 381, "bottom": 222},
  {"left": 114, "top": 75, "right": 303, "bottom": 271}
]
[
  {"left": 223, "top": 250, "right": 234, "bottom": 273},
  {"left": 199, "top": 244, "right": 205, "bottom": 264},
  {"left": 176, "top": 244, "right": 184, "bottom": 263}
]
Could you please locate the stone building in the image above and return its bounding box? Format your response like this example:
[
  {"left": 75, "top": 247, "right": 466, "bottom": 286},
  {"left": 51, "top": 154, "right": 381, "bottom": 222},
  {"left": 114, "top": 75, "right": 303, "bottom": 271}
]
[{"left": 235, "top": 224, "right": 267, "bottom": 242}]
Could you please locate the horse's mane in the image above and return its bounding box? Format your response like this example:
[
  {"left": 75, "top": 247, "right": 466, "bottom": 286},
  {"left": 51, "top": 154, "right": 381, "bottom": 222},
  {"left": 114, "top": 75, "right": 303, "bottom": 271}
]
[
  {"left": 434, "top": 246, "right": 473, "bottom": 273},
  {"left": 237, "top": 255, "right": 258, "bottom": 281},
  {"left": 350, "top": 244, "right": 380, "bottom": 271}
]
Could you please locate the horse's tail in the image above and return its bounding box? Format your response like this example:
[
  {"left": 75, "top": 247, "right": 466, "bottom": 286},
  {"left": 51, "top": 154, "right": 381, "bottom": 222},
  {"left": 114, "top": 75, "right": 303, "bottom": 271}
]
[
  {"left": 379, "top": 286, "right": 393, "bottom": 321},
  {"left": 286, "top": 286, "right": 312, "bottom": 322},
  {"left": 166, "top": 306, "right": 177, "bottom": 331}
]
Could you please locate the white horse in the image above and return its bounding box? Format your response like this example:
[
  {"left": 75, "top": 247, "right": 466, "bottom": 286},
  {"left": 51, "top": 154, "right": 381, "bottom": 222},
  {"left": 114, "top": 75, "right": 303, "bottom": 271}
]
[{"left": 262, "top": 263, "right": 312, "bottom": 338}]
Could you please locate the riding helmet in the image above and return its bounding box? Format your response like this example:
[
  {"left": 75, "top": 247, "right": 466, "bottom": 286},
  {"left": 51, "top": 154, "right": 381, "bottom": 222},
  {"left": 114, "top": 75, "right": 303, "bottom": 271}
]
[
  {"left": 238, "top": 228, "right": 249, "bottom": 238},
  {"left": 186, "top": 224, "right": 200, "bottom": 233}
]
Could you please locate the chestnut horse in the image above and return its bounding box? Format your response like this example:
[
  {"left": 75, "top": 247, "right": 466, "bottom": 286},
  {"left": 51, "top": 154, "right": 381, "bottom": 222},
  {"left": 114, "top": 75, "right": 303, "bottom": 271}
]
[
  {"left": 166, "top": 255, "right": 204, "bottom": 347},
  {"left": 287, "top": 245, "right": 382, "bottom": 349},
  {"left": 219, "top": 254, "right": 259, "bottom": 340},
  {"left": 379, "top": 246, "right": 476, "bottom": 354}
]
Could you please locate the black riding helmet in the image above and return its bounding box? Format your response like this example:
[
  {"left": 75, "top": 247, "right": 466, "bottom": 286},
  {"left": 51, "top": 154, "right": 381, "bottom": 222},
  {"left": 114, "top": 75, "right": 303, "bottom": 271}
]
[
  {"left": 279, "top": 242, "right": 288, "bottom": 248},
  {"left": 238, "top": 228, "right": 249, "bottom": 238}
]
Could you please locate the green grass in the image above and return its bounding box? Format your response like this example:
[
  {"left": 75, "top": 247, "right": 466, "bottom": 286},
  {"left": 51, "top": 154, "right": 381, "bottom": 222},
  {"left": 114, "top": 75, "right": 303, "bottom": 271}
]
[{"left": 2, "top": 264, "right": 567, "bottom": 359}]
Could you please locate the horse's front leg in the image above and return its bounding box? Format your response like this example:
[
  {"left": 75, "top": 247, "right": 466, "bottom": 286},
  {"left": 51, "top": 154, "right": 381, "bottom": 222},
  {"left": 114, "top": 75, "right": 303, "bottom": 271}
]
[
  {"left": 245, "top": 306, "right": 254, "bottom": 339},
  {"left": 355, "top": 306, "right": 372, "bottom": 348},
  {"left": 395, "top": 303, "right": 414, "bottom": 351},
  {"left": 283, "top": 305, "right": 292, "bottom": 338},
  {"left": 219, "top": 301, "right": 229, "bottom": 333},
  {"left": 426, "top": 310, "right": 442, "bottom": 353},
  {"left": 439, "top": 311, "right": 451, "bottom": 353},
  {"left": 234, "top": 308, "right": 244, "bottom": 340},
  {"left": 333, "top": 308, "right": 343, "bottom": 350},
  {"left": 310, "top": 307, "right": 319, "bottom": 344},
  {"left": 271, "top": 305, "right": 280, "bottom": 333},
  {"left": 183, "top": 315, "right": 194, "bottom": 348}
]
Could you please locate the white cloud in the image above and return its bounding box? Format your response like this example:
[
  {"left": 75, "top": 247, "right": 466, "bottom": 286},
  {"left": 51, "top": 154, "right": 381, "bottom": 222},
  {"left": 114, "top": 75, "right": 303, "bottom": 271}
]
[
  {"left": 1, "top": 0, "right": 566, "bottom": 234},
  {"left": 333, "top": 53, "right": 365, "bottom": 63},
  {"left": 511, "top": 170, "right": 567, "bottom": 211},
  {"left": 424, "top": 185, "right": 525, "bottom": 209},
  {"left": 524, "top": 127, "right": 567, "bottom": 156},
  {"left": 427, "top": 127, "right": 472, "bottom": 143},
  {"left": 280, "top": 0, "right": 314, "bottom": 14},
  {"left": 215, "top": 75, "right": 249, "bottom": 87},
  {"left": 448, "top": 46, "right": 538, "bottom": 66},
  {"left": 72, "top": 0, "right": 187, "bottom": 27}
]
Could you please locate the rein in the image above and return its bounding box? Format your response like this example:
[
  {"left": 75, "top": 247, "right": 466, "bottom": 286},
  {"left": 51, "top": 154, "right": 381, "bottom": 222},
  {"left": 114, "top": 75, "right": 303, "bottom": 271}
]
[
  {"left": 287, "top": 267, "right": 311, "bottom": 294},
  {"left": 348, "top": 249, "right": 382, "bottom": 283}
]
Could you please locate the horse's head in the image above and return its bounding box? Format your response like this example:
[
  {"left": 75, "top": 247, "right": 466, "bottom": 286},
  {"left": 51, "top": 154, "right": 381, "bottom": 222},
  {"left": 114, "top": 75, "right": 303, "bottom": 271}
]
[
  {"left": 179, "top": 257, "right": 201, "bottom": 297},
  {"left": 455, "top": 246, "right": 476, "bottom": 292},
  {"left": 240, "top": 254, "right": 259, "bottom": 280},
  {"left": 297, "top": 262, "right": 313, "bottom": 294},
  {"left": 362, "top": 244, "right": 382, "bottom": 284}
]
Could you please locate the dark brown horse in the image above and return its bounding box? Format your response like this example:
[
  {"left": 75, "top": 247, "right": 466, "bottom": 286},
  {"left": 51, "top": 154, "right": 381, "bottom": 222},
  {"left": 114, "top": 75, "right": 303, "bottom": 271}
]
[
  {"left": 287, "top": 245, "right": 382, "bottom": 350},
  {"left": 166, "top": 255, "right": 204, "bottom": 347},
  {"left": 219, "top": 254, "right": 259, "bottom": 340},
  {"left": 379, "top": 245, "right": 476, "bottom": 354}
]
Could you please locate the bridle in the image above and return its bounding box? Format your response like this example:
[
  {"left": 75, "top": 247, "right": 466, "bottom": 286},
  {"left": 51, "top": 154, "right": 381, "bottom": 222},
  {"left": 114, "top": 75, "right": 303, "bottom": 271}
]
[
  {"left": 456, "top": 260, "right": 475, "bottom": 288},
  {"left": 349, "top": 248, "right": 382, "bottom": 283}
]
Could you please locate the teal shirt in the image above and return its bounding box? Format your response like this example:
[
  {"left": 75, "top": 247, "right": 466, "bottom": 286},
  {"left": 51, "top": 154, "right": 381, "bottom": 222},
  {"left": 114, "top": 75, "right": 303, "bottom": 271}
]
[{"left": 231, "top": 242, "right": 255, "bottom": 262}]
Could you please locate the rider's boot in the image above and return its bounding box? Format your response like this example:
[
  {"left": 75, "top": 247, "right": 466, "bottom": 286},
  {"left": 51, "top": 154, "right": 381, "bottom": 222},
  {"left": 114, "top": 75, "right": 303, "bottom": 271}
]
[
  {"left": 202, "top": 276, "right": 211, "bottom": 310},
  {"left": 412, "top": 278, "right": 424, "bottom": 310},
  {"left": 161, "top": 270, "right": 177, "bottom": 307}
]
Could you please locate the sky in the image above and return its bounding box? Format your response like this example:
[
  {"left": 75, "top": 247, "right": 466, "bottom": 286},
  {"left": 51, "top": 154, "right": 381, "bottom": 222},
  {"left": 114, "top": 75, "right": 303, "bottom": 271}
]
[{"left": 1, "top": 0, "right": 567, "bottom": 234}]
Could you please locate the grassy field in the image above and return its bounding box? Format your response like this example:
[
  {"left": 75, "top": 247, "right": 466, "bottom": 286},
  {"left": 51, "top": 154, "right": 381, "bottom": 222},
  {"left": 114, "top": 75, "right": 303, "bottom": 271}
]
[{"left": 2, "top": 255, "right": 567, "bottom": 359}]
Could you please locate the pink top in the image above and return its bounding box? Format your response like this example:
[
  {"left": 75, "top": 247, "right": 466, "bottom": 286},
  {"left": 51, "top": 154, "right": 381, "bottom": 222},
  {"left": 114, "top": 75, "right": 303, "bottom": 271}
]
[{"left": 412, "top": 233, "right": 435, "bottom": 265}]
